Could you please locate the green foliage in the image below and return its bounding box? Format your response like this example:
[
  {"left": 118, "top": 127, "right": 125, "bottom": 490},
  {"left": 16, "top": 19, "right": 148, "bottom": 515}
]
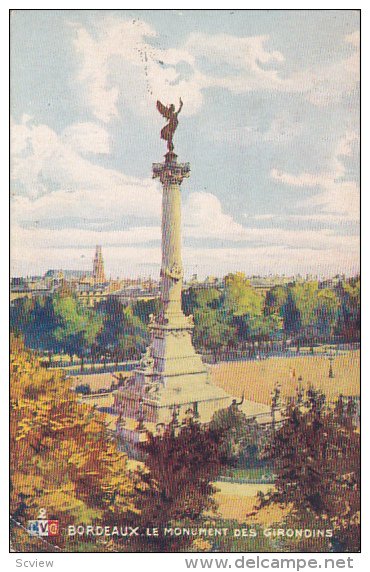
[
  {"left": 96, "top": 298, "right": 149, "bottom": 361},
  {"left": 182, "top": 287, "right": 221, "bottom": 315},
  {"left": 11, "top": 297, "right": 59, "bottom": 352},
  {"left": 335, "top": 276, "right": 360, "bottom": 341},
  {"left": 10, "top": 275, "right": 360, "bottom": 362},
  {"left": 235, "top": 313, "right": 283, "bottom": 342},
  {"left": 290, "top": 282, "right": 320, "bottom": 328},
  {"left": 209, "top": 404, "right": 260, "bottom": 467},
  {"left": 132, "top": 298, "right": 163, "bottom": 324},
  {"left": 264, "top": 285, "right": 288, "bottom": 317},
  {"left": 223, "top": 273, "right": 263, "bottom": 317},
  {"left": 53, "top": 294, "right": 103, "bottom": 358},
  {"left": 316, "top": 288, "right": 341, "bottom": 339},
  {"left": 193, "top": 308, "right": 236, "bottom": 355}
]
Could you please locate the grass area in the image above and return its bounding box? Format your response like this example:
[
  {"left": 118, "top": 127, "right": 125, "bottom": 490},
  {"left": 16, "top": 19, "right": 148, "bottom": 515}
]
[
  {"left": 221, "top": 467, "right": 274, "bottom": 481},
  {"left": 211, "top": 350, "right": 359, "bottom": 405},
  {"left": 211, "top": 481, "right": 289, "bottom": 526}
]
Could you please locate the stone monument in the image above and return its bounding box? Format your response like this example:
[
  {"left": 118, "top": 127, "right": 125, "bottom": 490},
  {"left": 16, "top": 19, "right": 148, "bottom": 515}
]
[{"left": 115, "top": 100, "right": 231, "bottom": 435}]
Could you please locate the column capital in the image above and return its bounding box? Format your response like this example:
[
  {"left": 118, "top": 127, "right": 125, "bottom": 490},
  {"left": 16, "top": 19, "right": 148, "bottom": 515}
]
[{"left": 152, "top": 152, "right": 190, "bottom": 186}]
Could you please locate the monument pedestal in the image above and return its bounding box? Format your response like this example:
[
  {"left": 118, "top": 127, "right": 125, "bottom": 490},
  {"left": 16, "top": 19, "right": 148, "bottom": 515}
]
[
  {"left": 115, "top": 151, "right": 231, "bottom": 436},
  {"left": 115, "top": 317, "right": 230, "bottom": 428}
]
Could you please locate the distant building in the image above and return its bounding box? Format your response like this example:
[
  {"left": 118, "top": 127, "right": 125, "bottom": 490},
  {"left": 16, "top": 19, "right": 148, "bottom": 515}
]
[{"left": 77, "top": 288, "right": 108, "bottom": 308}]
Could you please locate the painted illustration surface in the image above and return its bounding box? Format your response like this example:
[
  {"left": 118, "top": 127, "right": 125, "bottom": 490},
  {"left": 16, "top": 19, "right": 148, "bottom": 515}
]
[{"left": 10, "top": 10, "right": 360, "bottom": 553}]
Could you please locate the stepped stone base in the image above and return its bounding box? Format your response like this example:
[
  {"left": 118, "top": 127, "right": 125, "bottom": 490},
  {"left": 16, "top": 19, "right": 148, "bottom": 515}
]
[{"left": 114, "top": 314, "right": 232, "bottom": 430}]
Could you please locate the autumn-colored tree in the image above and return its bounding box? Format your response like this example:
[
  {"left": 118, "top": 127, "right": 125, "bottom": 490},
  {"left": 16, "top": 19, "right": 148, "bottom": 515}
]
[
  {"left": 136, "top": 419, "right": 222, "bottom": 551},
  {"left": 10, "top": 335, "right": 142, "bottom": 551},
  {"left": 257, "top": 388, "right": 360, "bottom": 552}
]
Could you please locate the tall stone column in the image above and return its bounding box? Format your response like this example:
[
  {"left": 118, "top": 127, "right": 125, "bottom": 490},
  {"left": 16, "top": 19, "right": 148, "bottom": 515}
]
[
  {"left": 153, "top": 151, "right": 190, "bottom": 325},
  {"left": 114, "top": 115, "right": 232, "bottom": 434}
]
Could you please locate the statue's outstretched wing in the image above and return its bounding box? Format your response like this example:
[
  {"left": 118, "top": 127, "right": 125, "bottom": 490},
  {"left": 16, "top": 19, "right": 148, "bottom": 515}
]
[
  {"left": 157, "top": 100, "right": 171, "bottom": 119},
  {"left": 237, "top": 392, "right": 245, "bottom": 406}
]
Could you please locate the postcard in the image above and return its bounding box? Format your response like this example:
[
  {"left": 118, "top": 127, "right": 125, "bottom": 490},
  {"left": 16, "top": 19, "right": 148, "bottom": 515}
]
[{"left": 10, "top": 9, "right": 360, "bottom": 555}]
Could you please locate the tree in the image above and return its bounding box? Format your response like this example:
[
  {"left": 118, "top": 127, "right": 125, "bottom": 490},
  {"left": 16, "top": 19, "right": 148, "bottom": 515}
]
[
  {"left": 223, "top": 273, "right": 263, "bottom": 317},
  {"left": 264, "top": 285, "right": 288, "bottom": 317},
  {"left": 11, "top": 296, "right": 59, "bottom": 354},
  {"left": 193, "top": 308, "right": 236, "bottom": 359},
  {"left": 96, "top": 298, "right": 149, "bottom": 362},
  {"left": 181, "top": 286, "right": 236, "bottom": 358},
  {"left": 316, "top": 288, "right": 340, "bottom": 340},
  {"left": 256, "top": 388, "right": 360, "bottom": 552},
  {"left": 209, "top": 404, "right": 259, "bottom": 468},
  {"left": 234, "top": 313, "right": 283, "bottom": 343},
  {"left": 132, "top": 298, "right": 163, "bottom": 325},
  {"left": 10, "top": 335, "right": 140, "bottom": 551},
  {"left": 52, "top": 294, "right": 102, "bottom": 364},
  {"left": 336, "top": 277, "right": 360, "bottom": 341},
  {"left": 137, "top": 419, "right": 222, "bottom": 551},
  {"left": 281, "top": 283, "right": 319, "bottom": 343}
]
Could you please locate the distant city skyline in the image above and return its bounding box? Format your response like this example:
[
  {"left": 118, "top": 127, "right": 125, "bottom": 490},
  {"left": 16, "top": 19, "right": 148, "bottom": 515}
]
[
  {"left": 10, "top": 244, "right": 355, "bottom": 284},
  {"left": 11, "top": 10, "right": 360, "bottom": 278}
]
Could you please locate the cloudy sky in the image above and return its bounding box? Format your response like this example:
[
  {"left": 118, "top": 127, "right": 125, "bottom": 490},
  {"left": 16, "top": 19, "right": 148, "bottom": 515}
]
[{"left": 11, "top": 9, "right": 360, "bottom": 279}]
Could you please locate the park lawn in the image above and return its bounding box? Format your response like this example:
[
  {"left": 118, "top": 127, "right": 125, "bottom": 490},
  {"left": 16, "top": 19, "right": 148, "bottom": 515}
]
[
  {"left": 211, "top": 482, "right": 290, "bottom": 525},
  {"left": 211, "top": 350, "right": 359, "bottom": 406},
  {"left": 221, "top": 467, "right": 274, "bottom": 481}
]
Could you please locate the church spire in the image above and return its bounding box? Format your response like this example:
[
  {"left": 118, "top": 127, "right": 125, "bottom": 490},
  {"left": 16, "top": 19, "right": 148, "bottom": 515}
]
[{"left": 92, "top": 245, "right": 106, "bottom": 284}]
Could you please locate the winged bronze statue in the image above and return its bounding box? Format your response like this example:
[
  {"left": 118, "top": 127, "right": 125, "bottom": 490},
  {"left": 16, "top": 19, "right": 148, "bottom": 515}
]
[
  {"left": 156, "top": 98, "right": 183, "bottom": 151},
  {"left": 230, "top": 392, "right": 245, "bottom": 411}
]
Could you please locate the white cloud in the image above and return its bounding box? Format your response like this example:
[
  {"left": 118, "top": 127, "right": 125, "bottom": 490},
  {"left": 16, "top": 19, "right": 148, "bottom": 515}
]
[
  {"left": 183, "top": 244, "right": 359, "bottom": 278},
  {"left": 270, "top": 132, "right": 359, "bottom": 222},
  {"left": 271, "top": 169, "right": 330, "bottom": 188},
  {"left": 61, "top": 122, "right": 111, "bottom": 155},
  {"left": 70, "top": 18, "right": 360, "bottom": 124},
  {"left": 184, "top": 33, "right": 286, "bottom": 94},
  {"left": 213, "top": 112, "right": 303, "bottom": 146},
  {"left": 11, "top": 116, "right": 162, "bottom": 216},
  {"left": 300, "top": 31, "right": 360, "bottom": 107},
  {"left": 71, "top": 18, "right": 203, "bottom": 120},
  {"left": 183, "top": 192, "right": 249, "bottom": 241},
  {"left": 11, "top": 118, "right": 359, "bottom": 278},
  {"left": 249, "top": 214, "right": 276, "bottom": 221}
]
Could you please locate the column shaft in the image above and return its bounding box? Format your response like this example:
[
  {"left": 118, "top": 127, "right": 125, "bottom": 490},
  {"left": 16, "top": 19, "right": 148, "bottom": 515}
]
[{"left": 161, "top": 181, "right": 182, "bottom": 317}]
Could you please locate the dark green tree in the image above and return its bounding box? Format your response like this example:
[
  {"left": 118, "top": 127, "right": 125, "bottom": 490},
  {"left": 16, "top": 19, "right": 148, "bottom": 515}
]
[
  {"left": 257, "top": 389, "right": 360, "bottom": 552},
  {"left": 316, "top": 288, "right": 340, "bottom": 340},
  {"left": 11, "top": 296, "right": 59, "bottom": 354},
  {"left": 209, "top": 404, "right": 260, "bottom": 468},
  {"left": 132, "top": 298, "right": 163, "bottom": 325},
  {"left": 336, "top": 276, "right": 360, "bottom": 341},
  {"left": 264, "top": 285, "right": 288, "bottom": 317},
  {"left": 96, "top": 298, "right": 148, "bottom": 362}
]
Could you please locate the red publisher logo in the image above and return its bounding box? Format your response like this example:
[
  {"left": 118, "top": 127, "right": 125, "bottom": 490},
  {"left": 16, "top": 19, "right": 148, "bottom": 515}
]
[{"left": 48, "top": 520, "right": 59, "bottom": 536}]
